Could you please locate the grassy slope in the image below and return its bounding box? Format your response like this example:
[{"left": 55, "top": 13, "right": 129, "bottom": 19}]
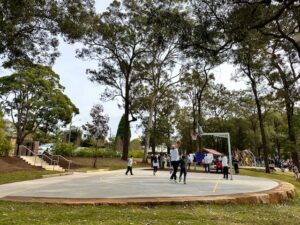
[
  {"left": 0, "top": 171, "right": 60, "bottom": 185},
  {"left": 0, "top": 169, "right": 299, "bottom": 225}
]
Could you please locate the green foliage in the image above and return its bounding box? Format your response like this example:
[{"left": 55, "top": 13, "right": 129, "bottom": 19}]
[
  {"left": 0, "top": 111, "right": 12, "bottom": 156},
  {"left": 128, "top": 150, "right": 144, "bottom": 158},
  {"left": 0, "top": 133, "right": 11, "bottom": 156},
  {"left": 81, "top": 138, "right": 94, "bottom": 147},
  {"left": 53, "top": 142, "right": 76, "bottom": 157},
  {"left": 75, "top": 148, "right": 120, "bottom": 158},
  {"left": 130, "top": 138, "right": 141, "bottom": 150},
  {"left": 0, "top": 0, "right": 95, "bottom": 67},
  {"left": 116, "top": 115, "right": 130, "bottom": 141},
  {"left": 0, "top": 65, "right": 79, "bottom": 148},
  {"left": 105, "top": 136, "right": 116, "bottom": 150}
]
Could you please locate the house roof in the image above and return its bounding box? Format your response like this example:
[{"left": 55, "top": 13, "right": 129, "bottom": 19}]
[{"left": 203, "top": 148, "right": 224, "bottom": 156}]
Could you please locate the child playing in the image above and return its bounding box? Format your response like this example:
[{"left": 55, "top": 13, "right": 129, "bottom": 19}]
[
  {"left": 153, "top": 156, "right": 159, "bottom": 175},
  {"left": 179, "top": 155, "right": 189, "bottom": 184},
  {"left": 125, "top": 155, "right": 134, "bottom": 175}
]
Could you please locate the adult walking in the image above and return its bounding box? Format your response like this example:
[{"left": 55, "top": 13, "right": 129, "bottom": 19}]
[
  {"left": 222, "top": 155, "right": 229, "bottom": 179},
  {"left": 170, "top": 145, "right": 179, "bottom": 183},
  {"left": 125, "top": 155, "right": 134, "bottom": 175}
]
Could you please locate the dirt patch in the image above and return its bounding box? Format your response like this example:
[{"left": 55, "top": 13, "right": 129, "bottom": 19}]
[{"left": 0, "top": 157, "right": 43, "bottom": 172}]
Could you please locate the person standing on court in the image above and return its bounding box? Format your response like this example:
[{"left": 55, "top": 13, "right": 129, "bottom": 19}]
[
  {"left": 153, "top": 156, "right": 159, "bottom": 175},
  {"left": 188, "top": 153, "right": 194, "bottom": 170},
  {"left": 233, "top": 157, "right": 239, "bottom": 174},
  {"left": 179, "top": 154, "right": 189, "bottom": 184},
  {"left": 194, "top": 150, "right": 201, "bottom": 170},
  {"left": 170, "top": 144, "right": 180, "bottom": 182},
  {"left": 125, "top": 155, "right": 134, "bottom": 175},
  {"left": 222, "top": 155, "right": 229, "bottom": 179},
  {"left": 204, "top": 154, "right": 210, "bottom": 173}
]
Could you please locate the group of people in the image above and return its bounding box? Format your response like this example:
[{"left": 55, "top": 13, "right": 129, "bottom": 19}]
[
  {"left": 150, "top": 144, "right": 233, "bottom": 182},
  {"left": 279, "top": 160, "right": 299, "bottom": 179},
  {"left": 126, "top": 143, "right": 235, "bottom": 181}
]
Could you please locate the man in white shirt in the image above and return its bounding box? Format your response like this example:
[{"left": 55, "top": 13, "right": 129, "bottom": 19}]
[
  {"left": 222, "top": 155, "right": 229, "bottom": 179},
  {"left": 204, "top": 154, "right": 210, "bottom": 173},
  {"left": 125, "top": 155, "right": 134, "bottom": 175},
  {"left": 170, "top": 145, "right": 179, "bottom": 182}
]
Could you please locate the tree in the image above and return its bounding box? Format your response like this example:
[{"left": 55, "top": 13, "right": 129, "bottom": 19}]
[
  {"left": 263, "top": 40, "right": 300, "bottom": 168},
  {"left": 76, "top": 1, "right": 151, "bottom": 160},
  {"left": 0, "top": 110, "right": 12, "bottom": 156},
  {"left": 0, "top": 65, "right": 79, "bottom": 155},
  {"left": 130, "top": 138, "right": 141, "bottom": 151},
  {"left": 186, "top": 1, "right": 300, "bottom": 57},
  {"left": 82, "top": 104, "right": 109, "bottom": 168},
  {"left": 232, "top": 34, "right": 272, "bottom": 173},
  {"left": 0, "top": 0, "right": 95, "bottom": 68}
]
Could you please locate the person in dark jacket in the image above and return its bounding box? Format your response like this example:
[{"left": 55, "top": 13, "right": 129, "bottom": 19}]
[
  {"left": 233, "top": 157, "right": 239, "bottom": 174},
  {"left": 179, "top": 155, "right": 189, "bottom": 184}
]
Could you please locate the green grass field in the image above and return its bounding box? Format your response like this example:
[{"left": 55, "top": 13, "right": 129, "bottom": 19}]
[
  {"left": 0, "top": 169, "right": 299, "bottom": 225},
  {"left": 0, "top": 170, "right": 60, "bottom": 185}
]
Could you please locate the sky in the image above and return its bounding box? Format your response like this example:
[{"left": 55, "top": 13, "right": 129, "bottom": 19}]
[{"left": 1, "top": 0, "right": 245, "bottom": 140}]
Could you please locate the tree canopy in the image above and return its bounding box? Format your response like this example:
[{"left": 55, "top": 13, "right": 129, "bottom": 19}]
[{"left": 0, "top": 65, "right": 79, "bottom": 153}]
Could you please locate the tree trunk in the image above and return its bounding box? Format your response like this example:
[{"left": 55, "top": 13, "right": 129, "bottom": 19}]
[
  {"left": 276, "top": 139, "right": 281, "bottom": 161},
  {"left": 197, "top": 98, "right": 203, "bottom": 157},
  {"left": 285, "top": 100, "right": 299, "bottom": 168},
  {"left": 93, "top": 156, "right": 97, "bottom": 168},
  {"left": 16, "top": 132, "right": 24, "bottom": 156},
  {"left": 143, "top": 94, "right": 156, "bottom": 162},
  {"left": 167, "top": 130, "right": 171, "bottom": 154},
  {"left": 274, "top": 120, "right": 281, "bottom": 161},
  {"left": 122, "top": 81, "right": 130, "bottom": 161},
  {"left": 151, "top": 138, "right": 156, "bottom": 154},
  {"left": 249, "top": 77, "right": 270, "bottom": 173},
  {"left": 151, "top": 109, "right": 158, "bottom": 154}
]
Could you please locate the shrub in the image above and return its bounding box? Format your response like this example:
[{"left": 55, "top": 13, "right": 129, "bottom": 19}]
[
  {"left": 0, "top": 133, "right": 12, "bottom": 156},
  {"left": 128, "top": 150, "right": 144, "bottom": 158},
  {"left": 75, "top": 148, "right": 121, "bottom": 158},
  {"left": 53, "top": 142, "right": 76, "bottom": 157}
]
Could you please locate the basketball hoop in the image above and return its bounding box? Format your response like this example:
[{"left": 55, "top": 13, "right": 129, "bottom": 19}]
[{"left": 191, "top": 130, "right": 198, "bottom": 140}]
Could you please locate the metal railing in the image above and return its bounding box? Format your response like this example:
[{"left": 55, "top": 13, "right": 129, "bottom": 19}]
[
  {"left": 18, "top": 145, "right": 71, "bottom": 171},
  {"left": 52, "top": 155, "right": 72, "bottom": 171}
]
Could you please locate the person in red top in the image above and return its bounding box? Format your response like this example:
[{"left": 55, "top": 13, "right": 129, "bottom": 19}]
[{"left": 216, "top": 161, "right": 222, "bottom": 173}]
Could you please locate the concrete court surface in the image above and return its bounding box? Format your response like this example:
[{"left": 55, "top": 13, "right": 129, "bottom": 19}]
[{"left": 0, "top": 169, "right": 279, "bottom": 199}]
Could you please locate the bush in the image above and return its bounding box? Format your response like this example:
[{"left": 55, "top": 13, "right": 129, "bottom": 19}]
[
  {"left": 53, "top": 142, "right": 76, "bottom": 157},
  {"left": 75, "top": 148, "right": 121, "bottom": 158},
  {"left": 0, "top": 133, "right": 12, "bottom": 156},
  {"left": 128, "top": 150, "right": 144, "bottom": 158}
]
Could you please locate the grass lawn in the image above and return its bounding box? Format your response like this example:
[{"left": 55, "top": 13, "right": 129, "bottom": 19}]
[
  {"left": 0, "top": 170, "right": 60, "bottom": 185},
  {"left": 0, "top": 169, "right": 299, "bottom": 225},
  {"left": 70, "top": 157, "right": 149, "bottom": 172}
]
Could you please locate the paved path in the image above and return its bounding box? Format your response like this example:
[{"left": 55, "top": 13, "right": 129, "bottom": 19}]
[{"left": 0, "top": 169, "right": 279, "bottom": 199}]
